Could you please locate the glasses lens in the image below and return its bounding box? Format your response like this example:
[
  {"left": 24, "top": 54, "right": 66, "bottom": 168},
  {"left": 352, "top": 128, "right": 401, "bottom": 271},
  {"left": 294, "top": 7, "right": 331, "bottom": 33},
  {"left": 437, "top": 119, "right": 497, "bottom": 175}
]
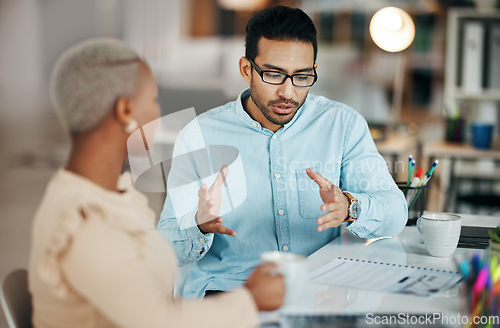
[
  {"left": 262, "top": 71, "right": 286, "bottom": 84},
  {"left": 293, "top": 75, "right": 316, "bottom": 87}
]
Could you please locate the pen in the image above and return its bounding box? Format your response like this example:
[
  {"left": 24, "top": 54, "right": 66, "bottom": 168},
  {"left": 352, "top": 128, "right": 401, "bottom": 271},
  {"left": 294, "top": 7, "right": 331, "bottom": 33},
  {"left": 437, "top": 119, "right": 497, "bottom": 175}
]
[
  {"left": 428, "top": 160, "right": 439, "bottom": 176},
  {"left": 421, "top": 173, "right": 430, "bottom": 187},
  {"left": 408, "top": 162, "right": 439, "bottom": 210},
  {"left": 419, "top": 160, "right": 439, "bottom": 187},
  {"left": 467, "top": 296, "right": 485, "bottom": 328},
  {"left": 417, "top": 174, "right": 426, "bottom": 187},
  {"left": 494, "top": 279, "right": 500, "bottom": 295},
  {"left": 490, "top": 256, "right": 499, "bottom": 281},
  {"left": 406, "top": 168, "right": 423, "bottom": 204},
  {"left": 460, "top": 259, "right": 473, "bottom": 311},
  {"left": 460, "top": 260, "right": 471, "bottom": 282},
  {"left": 407, "top": 155, "right": 413, "bottom": 186},
  {"left": 471, "top": 253, "right": 482, "bottom": 278},
  {"left": 493, "top": 264, "right": 500, "bottom": 283},
  {"left": 410, "top": 168, "right": 423, "bottom": 187},
  {"left": 471, "top": 267, "right": 488, "bottom": 311}
]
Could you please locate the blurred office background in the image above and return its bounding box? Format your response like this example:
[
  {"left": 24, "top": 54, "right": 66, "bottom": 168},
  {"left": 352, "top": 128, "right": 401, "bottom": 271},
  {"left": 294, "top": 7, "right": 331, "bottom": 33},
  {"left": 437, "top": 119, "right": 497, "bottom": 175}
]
[{"left": 1, "top": 0, "right": 500, "bottom": 326}]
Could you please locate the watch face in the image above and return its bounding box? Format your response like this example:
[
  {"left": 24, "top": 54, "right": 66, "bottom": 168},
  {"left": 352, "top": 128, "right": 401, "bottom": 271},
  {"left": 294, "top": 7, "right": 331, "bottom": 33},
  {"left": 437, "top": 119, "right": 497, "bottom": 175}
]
[{"left": 350, "top": 202, "right": 361, "bottom": 219}]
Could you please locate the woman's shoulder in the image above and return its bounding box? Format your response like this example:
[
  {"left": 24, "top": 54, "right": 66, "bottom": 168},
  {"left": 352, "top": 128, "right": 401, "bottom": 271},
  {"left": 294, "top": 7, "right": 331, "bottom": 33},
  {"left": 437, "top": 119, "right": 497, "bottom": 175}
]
[{"left": 30, "top": 169, "right": 153, "bottom": 297}]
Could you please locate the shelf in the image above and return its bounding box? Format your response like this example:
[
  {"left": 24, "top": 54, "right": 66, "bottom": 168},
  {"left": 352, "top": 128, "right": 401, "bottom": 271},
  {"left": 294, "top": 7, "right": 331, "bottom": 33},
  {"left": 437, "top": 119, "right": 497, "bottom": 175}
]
[
  {"left": 449, "top": 8, "right": 500, "bottom": 19},
  {"left": 444, "top": 9, "right": 500, "bottom": 107},
  {"left": 455, "top": 89, "right": 500, "bottom": 101},
  {"left": 423, "top": 139, "right": 500, "bottom": 159}
]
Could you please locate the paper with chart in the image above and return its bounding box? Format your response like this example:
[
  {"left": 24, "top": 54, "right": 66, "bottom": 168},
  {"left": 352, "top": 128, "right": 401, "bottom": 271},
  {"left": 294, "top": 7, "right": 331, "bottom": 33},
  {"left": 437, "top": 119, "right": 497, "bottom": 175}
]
[{"left": 309, "top": 257, "right": 462, "bottom": 297}]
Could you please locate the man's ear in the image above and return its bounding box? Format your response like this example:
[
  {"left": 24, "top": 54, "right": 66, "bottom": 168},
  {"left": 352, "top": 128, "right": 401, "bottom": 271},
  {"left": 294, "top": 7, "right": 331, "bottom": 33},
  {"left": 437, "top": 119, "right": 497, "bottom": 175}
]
[
  {"left": 314, "top": 62, "right": 318, "bottom": 71},
  {"left": 114, "top": 96, "right": 134, "bottom": 126},
  {"left": 239, "top": 57, "right": 252, "bottom": 83}
]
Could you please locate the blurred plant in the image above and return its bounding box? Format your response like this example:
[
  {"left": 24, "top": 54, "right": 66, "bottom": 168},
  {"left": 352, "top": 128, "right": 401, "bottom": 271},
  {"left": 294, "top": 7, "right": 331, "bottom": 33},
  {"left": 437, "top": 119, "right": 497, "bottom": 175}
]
[{"left": 488, "top": 225, "right": 500, "bottom": 243}]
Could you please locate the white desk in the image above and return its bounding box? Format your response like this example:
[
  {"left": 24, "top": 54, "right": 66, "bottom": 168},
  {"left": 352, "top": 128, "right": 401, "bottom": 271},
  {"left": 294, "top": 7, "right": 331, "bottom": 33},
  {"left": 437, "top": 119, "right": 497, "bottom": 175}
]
[{"left": 261, "top": 213, "right": 500, "bottom": 325}]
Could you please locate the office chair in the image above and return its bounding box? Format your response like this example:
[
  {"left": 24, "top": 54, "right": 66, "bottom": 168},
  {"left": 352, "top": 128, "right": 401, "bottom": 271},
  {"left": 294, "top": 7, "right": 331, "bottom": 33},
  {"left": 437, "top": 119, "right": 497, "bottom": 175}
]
[{"left": 0, "top": 269, "right": 33, "bottom": 328}]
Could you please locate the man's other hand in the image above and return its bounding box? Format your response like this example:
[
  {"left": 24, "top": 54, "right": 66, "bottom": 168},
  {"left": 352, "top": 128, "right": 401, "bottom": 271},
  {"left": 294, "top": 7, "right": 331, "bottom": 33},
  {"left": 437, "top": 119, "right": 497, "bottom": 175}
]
[{"left": 306, "top": 168, "right": 349, "bottom": 232}]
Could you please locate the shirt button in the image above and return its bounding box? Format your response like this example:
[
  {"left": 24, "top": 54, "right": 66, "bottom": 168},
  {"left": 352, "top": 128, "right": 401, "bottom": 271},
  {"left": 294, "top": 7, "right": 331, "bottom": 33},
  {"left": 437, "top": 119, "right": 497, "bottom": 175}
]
[
  {"left": 283, "top": 245, "right": 289, "bottom": 251},
  {"left": 274, "top": 173, "right": 280, "bottom": 179},
  {"left": 199, "top": 238, "right": 206, "bottom": 243},
  {"left": 278, "top": 209, "right": 284, "bottom": 215},
  {"left": 272, "top": 135, "right": 277, "bottom": 140},
  {"left": 252, "top": 122, "right": 258, "bottom": 128}
]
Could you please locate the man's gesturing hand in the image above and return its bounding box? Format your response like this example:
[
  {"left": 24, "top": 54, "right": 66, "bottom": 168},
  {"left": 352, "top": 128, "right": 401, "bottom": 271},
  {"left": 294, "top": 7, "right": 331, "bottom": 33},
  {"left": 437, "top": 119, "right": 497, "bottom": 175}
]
[
  {"left": 196, "top": 165, "right": 236, "bottom": 236},
  {"left": 306, "top": 168, "right": 349, "bottom": 232}
]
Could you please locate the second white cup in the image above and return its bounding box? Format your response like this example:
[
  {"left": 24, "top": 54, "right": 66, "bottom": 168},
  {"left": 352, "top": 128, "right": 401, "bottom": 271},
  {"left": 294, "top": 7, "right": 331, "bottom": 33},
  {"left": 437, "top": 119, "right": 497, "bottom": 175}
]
[
  {"left": 260, "top": 251, "right": 307, "bottom": 306},
  {"left": 417, "top": 213, "right": 462, "bottom": 257}
]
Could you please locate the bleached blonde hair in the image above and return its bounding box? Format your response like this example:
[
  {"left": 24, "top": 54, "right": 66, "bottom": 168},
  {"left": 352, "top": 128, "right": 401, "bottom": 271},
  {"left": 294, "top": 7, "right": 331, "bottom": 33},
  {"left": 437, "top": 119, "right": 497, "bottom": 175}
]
[{"left": 50, "top": 38, "right": 141, "bottom": 135}]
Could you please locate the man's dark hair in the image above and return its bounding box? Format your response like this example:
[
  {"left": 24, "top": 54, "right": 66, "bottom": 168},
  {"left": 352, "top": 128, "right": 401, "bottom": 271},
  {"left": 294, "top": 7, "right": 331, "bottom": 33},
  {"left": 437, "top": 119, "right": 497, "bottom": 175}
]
[{"left": 245, "top": 6, "right": 318, "bottom": 62}]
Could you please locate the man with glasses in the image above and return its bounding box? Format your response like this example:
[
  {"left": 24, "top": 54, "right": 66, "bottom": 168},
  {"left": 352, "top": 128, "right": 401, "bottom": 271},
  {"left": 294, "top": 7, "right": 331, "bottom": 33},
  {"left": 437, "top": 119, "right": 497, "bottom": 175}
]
[{"left": 158, "top": 6, "right": 407, "bottom": 298}]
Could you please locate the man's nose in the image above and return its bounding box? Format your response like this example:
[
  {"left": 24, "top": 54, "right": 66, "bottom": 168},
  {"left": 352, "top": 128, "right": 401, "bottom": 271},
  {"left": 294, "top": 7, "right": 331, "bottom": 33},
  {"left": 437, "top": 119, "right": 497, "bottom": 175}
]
[{"left": 277, "top": 77, "right": 294, "bottom": 100}]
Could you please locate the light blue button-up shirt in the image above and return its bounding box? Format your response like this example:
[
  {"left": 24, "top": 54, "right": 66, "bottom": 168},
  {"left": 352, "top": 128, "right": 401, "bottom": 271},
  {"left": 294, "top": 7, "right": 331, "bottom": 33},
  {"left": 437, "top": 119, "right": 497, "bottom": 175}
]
[{"left": 158, "top": 89, "right": 407, "bottom": 297}]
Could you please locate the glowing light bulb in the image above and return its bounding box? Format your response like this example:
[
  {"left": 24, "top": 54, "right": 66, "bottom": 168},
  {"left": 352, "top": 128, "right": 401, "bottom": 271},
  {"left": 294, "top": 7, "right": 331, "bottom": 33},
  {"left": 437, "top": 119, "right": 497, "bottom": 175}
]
[
  {"left": 217, "top": 0, "right": 267, "bottom": 11},
  {"left": 384, "top": 12, "right": 403, "bottom": 32},
  {"left": 370, "top": 7, "right": 415, "bottom": 53}
]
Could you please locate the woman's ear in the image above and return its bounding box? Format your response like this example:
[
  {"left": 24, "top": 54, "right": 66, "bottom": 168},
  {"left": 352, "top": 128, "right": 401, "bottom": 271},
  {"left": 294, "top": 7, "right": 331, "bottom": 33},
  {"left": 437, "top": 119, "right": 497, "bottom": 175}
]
[
  {"left": 114, "top": 96, "right": 133, "bottom": 126},
  {"left": 239, "top": 57, "right": 252, "bottom": 83}
]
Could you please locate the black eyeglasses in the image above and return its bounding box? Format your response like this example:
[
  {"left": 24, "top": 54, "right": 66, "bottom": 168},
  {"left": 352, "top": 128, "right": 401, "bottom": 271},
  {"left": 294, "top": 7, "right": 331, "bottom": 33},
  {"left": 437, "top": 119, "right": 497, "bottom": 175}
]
[{"left": 247, "top": 58, "right": 317, "bottom": 87}]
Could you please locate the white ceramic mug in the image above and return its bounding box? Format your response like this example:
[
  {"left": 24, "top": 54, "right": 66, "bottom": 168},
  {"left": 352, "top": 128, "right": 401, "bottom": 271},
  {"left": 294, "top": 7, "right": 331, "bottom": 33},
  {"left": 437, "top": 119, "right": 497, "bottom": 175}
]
[
  {"left": 417, "top": 213, "right": 462, "bottom": 257},
  {"left": 260, "top": 251, "right": 307, "bottom": 306}
]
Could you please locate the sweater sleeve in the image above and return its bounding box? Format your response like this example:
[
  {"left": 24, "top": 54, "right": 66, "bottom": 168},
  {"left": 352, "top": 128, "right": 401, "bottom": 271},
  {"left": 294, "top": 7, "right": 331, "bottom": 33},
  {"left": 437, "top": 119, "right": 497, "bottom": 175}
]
[{"left": 60, "top": 216, "right": 259, "bottom": 328}]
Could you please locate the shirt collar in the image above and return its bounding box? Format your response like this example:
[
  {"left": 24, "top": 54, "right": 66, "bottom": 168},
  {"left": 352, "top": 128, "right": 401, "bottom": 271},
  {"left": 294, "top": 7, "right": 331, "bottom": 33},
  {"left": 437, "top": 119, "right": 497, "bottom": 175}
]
[{"left": 235, "top": 89, "right": 311, "bottom": 134}]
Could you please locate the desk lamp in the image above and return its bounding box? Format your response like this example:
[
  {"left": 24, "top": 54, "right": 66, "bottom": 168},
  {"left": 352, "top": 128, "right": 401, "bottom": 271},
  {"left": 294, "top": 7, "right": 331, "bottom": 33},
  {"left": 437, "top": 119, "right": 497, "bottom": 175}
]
[{"left": 369, "top": 7, "right": 415, "bottom": 125}]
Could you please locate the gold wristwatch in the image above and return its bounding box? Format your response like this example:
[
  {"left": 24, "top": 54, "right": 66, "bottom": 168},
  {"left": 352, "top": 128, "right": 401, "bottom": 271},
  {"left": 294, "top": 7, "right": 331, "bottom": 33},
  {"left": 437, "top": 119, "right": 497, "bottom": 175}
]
[{"left": 343, "top": 192, "right": 360, "bottom": 222}]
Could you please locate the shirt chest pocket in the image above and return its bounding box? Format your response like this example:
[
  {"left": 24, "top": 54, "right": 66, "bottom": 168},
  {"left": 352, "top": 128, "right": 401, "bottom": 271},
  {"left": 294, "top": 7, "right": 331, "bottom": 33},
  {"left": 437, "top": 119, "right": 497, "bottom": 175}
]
[{"left": 295, "top": 168, "right": 325, "bottom": 220}]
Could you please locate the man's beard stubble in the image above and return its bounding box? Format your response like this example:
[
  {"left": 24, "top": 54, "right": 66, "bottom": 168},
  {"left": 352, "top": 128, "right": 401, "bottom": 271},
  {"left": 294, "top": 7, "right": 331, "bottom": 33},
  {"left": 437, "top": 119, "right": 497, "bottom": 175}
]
[{"left": 249, "top": 91, "right": 303, "bottom": 126}]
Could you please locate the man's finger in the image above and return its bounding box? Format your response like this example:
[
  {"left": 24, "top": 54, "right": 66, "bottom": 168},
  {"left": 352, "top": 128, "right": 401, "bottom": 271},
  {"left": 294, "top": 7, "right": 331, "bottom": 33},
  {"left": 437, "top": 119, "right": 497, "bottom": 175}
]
[
  {"left": 318, "top": 219, "right": 343, "bottom": 231},
  {"left": 201, "top": 217, "right": 235, "bottom": 236},
  {"left": 220, "top": 227, "right": 237, "bottom": 237},
  {"left": 321, "top": 199, "right": 340, "bottom": 212},
  {"left": 209, "top": 165, "right": 229, "bottom": 194},
  {"left": 306, "top": 168, "right": 332, "bottom": 189},
  {"left": 198, "top": 184, "right": 208, "bottom": 198},
  {"left": 204, "top": 217, "right": 223, "bottom": 225},
  {"left": 316, "top": 210, "right": 344, "bottom": 225},
  {"left": 214, "top": 223, "right": 236, "bottom": 236}
]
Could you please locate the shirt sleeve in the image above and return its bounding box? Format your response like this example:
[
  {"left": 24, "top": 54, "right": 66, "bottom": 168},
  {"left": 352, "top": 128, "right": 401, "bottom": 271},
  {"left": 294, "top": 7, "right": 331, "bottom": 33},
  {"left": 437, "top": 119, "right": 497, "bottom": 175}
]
[
  {"left": 340, "top": 112, "right": 408, "bottom": 238},
  {"left": 158, "top": 205, "right": 214, "bottom": 265},
  {"left": 157, "top": 131, "right": 214, "bottom": 265},
  {"left": 61, "top": 217, "right": 259, "bottom": 328}
]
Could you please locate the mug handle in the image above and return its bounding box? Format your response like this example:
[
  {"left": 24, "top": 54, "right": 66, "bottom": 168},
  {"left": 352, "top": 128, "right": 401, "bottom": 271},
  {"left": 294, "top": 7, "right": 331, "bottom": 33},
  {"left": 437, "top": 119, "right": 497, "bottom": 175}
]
[{"left": 417, "top": 217, "right": 424, "bottom": 234}]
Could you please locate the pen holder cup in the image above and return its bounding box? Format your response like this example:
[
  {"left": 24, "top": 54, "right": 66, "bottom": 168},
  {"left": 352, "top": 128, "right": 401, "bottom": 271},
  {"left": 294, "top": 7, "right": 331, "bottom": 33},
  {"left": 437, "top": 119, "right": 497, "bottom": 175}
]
[{"left": 397, "top": 182, "right": 426, "bottom": 226}]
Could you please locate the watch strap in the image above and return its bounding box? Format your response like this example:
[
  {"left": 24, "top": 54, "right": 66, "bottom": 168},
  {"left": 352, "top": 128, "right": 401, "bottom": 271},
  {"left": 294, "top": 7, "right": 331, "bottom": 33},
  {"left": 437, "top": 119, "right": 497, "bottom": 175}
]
[{"left": 343, "top": 192, "right": 358, "bottom": 222}]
